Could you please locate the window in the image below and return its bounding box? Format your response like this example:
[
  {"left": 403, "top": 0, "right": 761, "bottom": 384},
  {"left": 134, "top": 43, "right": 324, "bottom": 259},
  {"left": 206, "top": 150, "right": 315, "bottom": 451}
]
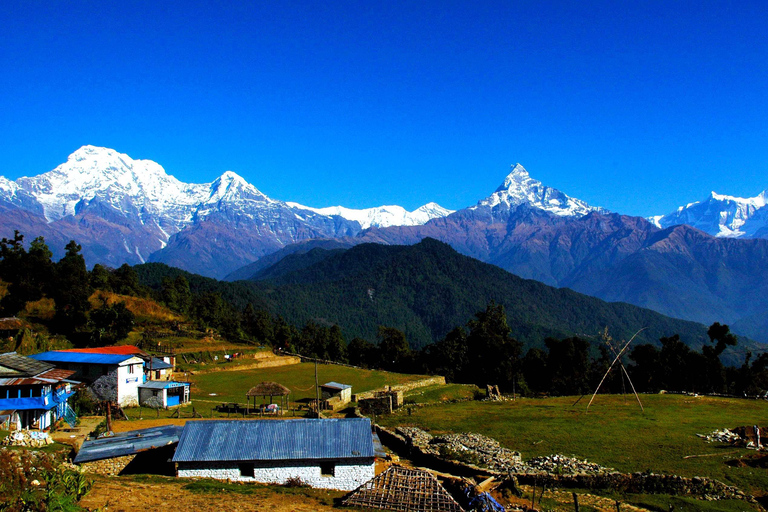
[
  {"left": 320, "top": 462, "right": 335, "bottom": 477},
  {"left": 238, "top": 463, "right": 254, "bottom": 478},
  {"left": 128, "top": 365, "right": 135, "bottom": 374}
]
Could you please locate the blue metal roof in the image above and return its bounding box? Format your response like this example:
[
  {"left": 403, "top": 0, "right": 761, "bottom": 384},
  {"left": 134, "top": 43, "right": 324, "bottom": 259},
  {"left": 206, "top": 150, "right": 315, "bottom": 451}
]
[
  {"left": 31, "top": 351, "right": 135, "bottom": 365},
  {"left": 145, "top": 358, "right": 173, "bottom": 370},
  {"left": 139, "top": 380, "right": 189, "bottom": 390},
  {"left": 322, "top": 382, "right": 352, "bottom": 390},
  {"left": 172, "top": 418, "right": 374, "bottom": 463},
  {"left": 74, "top": 425, "right": 183, "bottom": 463}
]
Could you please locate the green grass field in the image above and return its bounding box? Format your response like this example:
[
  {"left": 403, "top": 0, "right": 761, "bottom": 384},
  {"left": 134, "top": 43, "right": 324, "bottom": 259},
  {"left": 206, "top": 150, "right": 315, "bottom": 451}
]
[
  {"left": 123, "top": 362, "right": 432, "bottom": 420},
  {"left": 377, "top": 393, "right": 768, "bottom": 501},
  {"left": 186, "top": 362, "right": 430, "bottom": 403}
]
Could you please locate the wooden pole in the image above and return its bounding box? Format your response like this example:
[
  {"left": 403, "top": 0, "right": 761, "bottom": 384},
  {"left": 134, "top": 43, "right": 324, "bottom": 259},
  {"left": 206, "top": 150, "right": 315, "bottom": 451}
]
[
  {"left": 572, "top": 492, "right": 580, "bottom": 512},
  {"left": 586, "top": 328, "right": 647, "bottom": 412},
  {"left": 314, "top": 359, "right": 320, "bottom": 418},
  {"left": 604, "top": 333, "right": 645, "bottom": 412}
]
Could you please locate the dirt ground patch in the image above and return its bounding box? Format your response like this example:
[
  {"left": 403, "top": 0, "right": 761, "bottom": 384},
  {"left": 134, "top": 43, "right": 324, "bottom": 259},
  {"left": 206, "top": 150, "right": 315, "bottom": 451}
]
[
  {"left": 110, "top": 418, "right": 191, "bottom": 433},
  {"left": 80, "top": 476, "right": 342, "bottom": 512}
]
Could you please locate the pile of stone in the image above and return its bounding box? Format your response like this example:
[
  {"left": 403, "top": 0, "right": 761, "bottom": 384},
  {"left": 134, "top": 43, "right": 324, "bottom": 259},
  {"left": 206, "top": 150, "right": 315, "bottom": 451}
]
[
  {"left": 395, "top": 426, "right": 434, "bottom": 448},
  {"left": 395, "top": 427, "right": 523, "bottom": 472},
  {"left": 1, "top": 430, "right": 54, "bottom": 448},
  {"left": 519, "top": 454, "right": 615, "bottom": 476},
  {"left": 697, "top": 427, "right": 765, "bottom": 450},
  {"left": 697, "top": 428, "right": 742, "bottom": 445}
]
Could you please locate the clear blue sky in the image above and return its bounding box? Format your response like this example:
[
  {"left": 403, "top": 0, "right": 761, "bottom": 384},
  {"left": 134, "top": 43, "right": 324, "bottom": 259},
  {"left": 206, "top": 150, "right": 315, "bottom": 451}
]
[{"left": 1, "top": 1, "right": 766, "bottom": 216}]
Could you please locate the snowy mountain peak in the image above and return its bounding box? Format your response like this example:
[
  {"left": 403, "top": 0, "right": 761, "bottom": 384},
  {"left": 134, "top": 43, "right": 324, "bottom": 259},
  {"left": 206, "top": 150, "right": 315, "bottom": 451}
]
[
  {"left": 497, "top": 163, "right": 531, "bottom": 191},
  {"left": 652, "top": 188, "right": 768, "bottom": 238},
  {"left": 286, "top": 201, "right": 454, "bottom": 229},
  {"left": 477, "top": 164, "right": 604, "bottom": 217},
  {"left": 206, "top": 170, "right": 270, "bottom": 204}
]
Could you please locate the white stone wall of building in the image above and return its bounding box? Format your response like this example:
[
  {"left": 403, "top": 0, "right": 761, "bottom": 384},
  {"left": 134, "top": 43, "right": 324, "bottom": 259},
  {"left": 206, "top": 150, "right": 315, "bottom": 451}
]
[
  {"left": 116, "top": 358, "right": 144, "bottom": 407},
  {"left": 177, "top": 460, "right": 375, "bottom": 491}
]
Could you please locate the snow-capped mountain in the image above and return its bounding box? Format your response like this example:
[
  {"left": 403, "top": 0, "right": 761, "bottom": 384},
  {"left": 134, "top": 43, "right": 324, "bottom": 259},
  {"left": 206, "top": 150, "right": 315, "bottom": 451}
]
[
  {"left": 0, "top": 146, "right": 450, "bottom": 276},
  {"left": 286, "top": 202, "right": 454, "bottom": 229},
  {"left": 474, "top": 164, "right": 606, "bottom": 216},
  {"left": 650, "top": 190, "right": 768, "bottom": 238}
]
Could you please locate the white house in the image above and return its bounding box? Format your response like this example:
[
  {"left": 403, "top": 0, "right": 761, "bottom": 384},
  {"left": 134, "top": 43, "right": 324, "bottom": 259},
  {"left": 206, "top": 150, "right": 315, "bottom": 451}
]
[
  {"left": 30, "top": 351, "right": 144, "bottom": 407},
  {"left": 173, "top": 418, "right": 375, "bottom": 490},
  {"left": 138, "top": 380, "right": 190, "bottom": 408}
]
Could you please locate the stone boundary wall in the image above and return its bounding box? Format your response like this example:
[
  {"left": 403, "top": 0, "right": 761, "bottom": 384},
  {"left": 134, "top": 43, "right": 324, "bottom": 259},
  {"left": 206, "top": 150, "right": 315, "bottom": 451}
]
[
  {"left": 373, "top": 425, "right": 755, "bottom": 503},
  {"left": 353, "top": 376, "right": 446, "bottom": 402},
  {"left": 191, "top": 355, "right": 300, "bottom": 375},
  {"left": 80, "top": 454, "right": 136, "bottom": 476}
]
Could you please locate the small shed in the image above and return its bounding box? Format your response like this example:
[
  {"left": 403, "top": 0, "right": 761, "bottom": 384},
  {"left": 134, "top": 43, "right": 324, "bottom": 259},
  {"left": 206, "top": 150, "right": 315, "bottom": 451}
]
[
  {"left": 246, "top": 381, "right": 290, "bottom": 415},
  {"left": 321, "top": 382, "right": 352, "bottom": 404},
  {"left": 173, "top": 418, "right": 375, "bottom": 490},
  {"left": 138, "top": 380, "right": 190, "bottom": 408}
]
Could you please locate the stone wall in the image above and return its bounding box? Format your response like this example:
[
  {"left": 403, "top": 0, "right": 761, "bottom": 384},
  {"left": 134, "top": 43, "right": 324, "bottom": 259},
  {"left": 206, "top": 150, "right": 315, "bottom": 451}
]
[
  {"left": 80, "top": 454, "right": 136, "bottom": 476},
  {"left": 353, "top": 376, "right": 446, "bottom": 402},
  {"left": 177, "top": 459, "right": 374, "bottom": 491},
  {"left": 374, "top": 425, "right": 755, "bottom": 503}
]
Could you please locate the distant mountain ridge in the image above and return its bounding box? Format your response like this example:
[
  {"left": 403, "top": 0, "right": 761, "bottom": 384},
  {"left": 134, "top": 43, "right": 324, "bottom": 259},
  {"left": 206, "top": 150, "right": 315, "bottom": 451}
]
[
  {"left": 139, "top": 239, "right": 731, "bottom": 356},
  {"left": 650, "top": 190, "right": 768, "bottom": 239}
]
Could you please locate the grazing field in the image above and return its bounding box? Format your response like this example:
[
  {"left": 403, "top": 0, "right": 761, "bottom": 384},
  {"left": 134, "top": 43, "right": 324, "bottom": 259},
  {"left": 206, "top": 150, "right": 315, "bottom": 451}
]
[
  {"left": 377, "top": 393, "right": 768, "bottom": 500},
  {"left": 123, "top": 362, "right": 431, "bottom": 420}
]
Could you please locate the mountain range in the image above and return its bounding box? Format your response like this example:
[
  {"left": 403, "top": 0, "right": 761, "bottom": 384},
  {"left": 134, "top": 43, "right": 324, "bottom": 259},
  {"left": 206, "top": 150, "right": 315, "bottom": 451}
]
[
  {"left": 136, "top": 239, "right": 725, "bottom": 355},
  {"left": 1, "top": 146, "right": 767, "bottom": 340}
]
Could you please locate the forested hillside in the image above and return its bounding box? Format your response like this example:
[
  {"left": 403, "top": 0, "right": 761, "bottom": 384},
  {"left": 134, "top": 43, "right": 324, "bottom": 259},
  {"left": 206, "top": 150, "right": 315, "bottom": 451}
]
[{"left": 139, "top": 238, "right": 716, "bottom": 351}]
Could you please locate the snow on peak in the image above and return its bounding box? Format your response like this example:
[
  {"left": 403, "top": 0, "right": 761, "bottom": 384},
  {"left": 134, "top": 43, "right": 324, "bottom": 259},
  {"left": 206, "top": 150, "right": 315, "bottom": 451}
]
[
  {"left": 205, "top": 170, "right": 270, "bottom": 204},
  {"left": 477, "top": 164, "right": 604, "bottom": 217},
  {"left": 287, "top": 201, "right": 454, "bottom": 229},
  {"left": 652, "top": 188, "right": 768, "bottom": 238}
]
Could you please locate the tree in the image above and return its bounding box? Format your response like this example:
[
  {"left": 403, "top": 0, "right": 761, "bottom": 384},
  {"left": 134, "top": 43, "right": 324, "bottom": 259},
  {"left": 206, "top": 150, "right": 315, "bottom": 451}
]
[
  {"left": 544, "top": 337, "right": 591, "bottom": 395},
  {"left": 89, "top": 264, "right": 112, "bottom": 291},
  {"left": 463, "top": 302, "right": 522, "bottom": 390},
  {"left": 377, "top": 326, "right": 411, "bottom": 371},
  {"left": 348, "top": 337, "right": 376, "bottom": 368},
  {"left": 50, "top": 240, "right": 92, "bottom": 336},
  {"left": 89, "top": 300, "right": 135, "bottom": 345},
  {"left": 0, "top": 233, "right": 54, "bottom": 315}
]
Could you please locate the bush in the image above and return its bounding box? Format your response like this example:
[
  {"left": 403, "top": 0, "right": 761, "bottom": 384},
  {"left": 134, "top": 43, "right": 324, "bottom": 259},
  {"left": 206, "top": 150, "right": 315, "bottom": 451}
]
[
  {"left": 0, "top": 449, "right": 93, "bottom": 511},
  {"left": 283, "top": 476, "right": 308, "bottom": 488}
]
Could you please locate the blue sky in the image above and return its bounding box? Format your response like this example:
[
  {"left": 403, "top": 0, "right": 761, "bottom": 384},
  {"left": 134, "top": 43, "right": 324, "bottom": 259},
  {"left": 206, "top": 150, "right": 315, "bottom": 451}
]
[{"left": 1, "top": 1, "right": 766, "bottom": 216}]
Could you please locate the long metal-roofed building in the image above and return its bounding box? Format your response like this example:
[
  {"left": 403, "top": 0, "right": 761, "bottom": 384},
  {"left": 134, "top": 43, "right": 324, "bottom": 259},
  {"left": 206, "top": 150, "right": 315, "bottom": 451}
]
[{"left": 173, "top": 417, "right": 375, "bottom": 490}]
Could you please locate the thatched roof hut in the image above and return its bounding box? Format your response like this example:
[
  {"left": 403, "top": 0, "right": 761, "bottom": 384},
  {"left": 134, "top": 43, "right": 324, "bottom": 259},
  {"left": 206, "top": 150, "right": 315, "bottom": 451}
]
[
  {"left": 245, "top": 381, "right": 290, "bottom": 416},
  {"left": 247, "top": 381, "right": 290, "bottom": 397}
]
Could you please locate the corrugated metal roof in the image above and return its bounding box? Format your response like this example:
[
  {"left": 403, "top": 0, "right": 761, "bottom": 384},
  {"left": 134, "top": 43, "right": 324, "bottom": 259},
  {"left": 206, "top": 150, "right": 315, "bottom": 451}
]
[
  {"left": 145, "top": 358, "right": 173, "bottom": 370},
  {"left": 31, "top": 351, "right": 136, "bottom": 365},
  {"left": 139, "top": 380, "right": 189, "bottom": 390},
  {"left": 62, "top": 345, "right": 148, "bottom": 356},
  {"left": 74, "top": 425, "right": 183, "bottom": 463},
  {"left": 322, "top": 382, "right": 352, "bottom": 391},
  {"left": 0, "top": 352, "right": 54, "bottom": 377},
  {"left": 172, "top": 418, "right": 374, "bottom": 463}
]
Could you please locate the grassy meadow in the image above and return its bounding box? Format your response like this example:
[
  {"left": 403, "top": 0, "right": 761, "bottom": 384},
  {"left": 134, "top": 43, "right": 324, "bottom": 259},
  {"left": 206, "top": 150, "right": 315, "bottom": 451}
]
[
  {"left": 377, "top": 393, "right": 768, "bottom": 498},
  {"left": 123, "top": 362, "right": 431, "bottom": 420}
]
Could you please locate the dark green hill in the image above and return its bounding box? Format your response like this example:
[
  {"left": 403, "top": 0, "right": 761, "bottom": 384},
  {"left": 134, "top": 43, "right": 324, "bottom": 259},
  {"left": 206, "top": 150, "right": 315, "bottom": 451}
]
[{"left": 244, "top": 238, "right": 716, "bottom": 350}]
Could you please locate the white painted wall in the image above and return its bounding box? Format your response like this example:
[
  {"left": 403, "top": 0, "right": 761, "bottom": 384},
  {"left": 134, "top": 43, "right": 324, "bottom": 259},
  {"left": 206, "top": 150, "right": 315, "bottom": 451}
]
[
  {"left": 116, "top": 357, "right": 144, "bottom": 407},
  {"left": 177, "top": 459, "right": 375, "bottom": 491}
]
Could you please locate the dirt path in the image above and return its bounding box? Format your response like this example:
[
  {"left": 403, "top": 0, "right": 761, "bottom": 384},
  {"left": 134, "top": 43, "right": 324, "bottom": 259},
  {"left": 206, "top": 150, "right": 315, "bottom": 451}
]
[
  {"left": 80, "top": 476, "right": 340, "bottom": 512},
  {"left": 50, "top": 416, "right": 104, "bottom": 451}
]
